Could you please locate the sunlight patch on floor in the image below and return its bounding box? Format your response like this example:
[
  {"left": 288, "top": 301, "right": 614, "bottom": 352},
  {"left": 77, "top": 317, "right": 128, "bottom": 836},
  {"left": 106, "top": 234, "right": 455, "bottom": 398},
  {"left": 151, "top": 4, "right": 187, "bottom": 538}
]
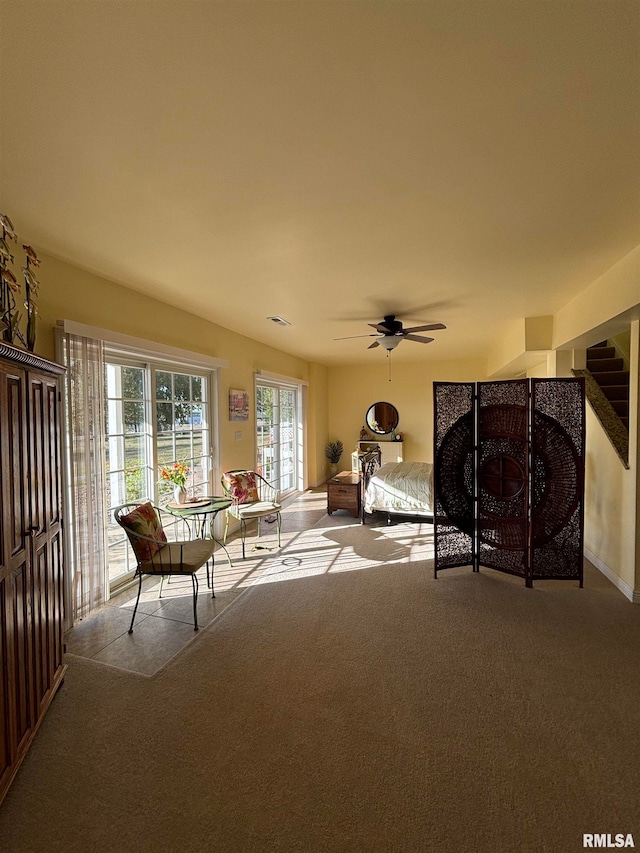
[
  {"left": 252, "top": 521, "right": 435, "bottom": 585},
  {"left": 67, "top": 490, "right": 435, "bottom": 674}
]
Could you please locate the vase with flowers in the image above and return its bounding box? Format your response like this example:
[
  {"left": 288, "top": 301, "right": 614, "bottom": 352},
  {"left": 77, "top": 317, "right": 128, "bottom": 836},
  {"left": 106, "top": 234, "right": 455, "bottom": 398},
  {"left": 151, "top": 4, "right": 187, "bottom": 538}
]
[{"left": 160, "top": 461, "right": 190, "bottom": 505}]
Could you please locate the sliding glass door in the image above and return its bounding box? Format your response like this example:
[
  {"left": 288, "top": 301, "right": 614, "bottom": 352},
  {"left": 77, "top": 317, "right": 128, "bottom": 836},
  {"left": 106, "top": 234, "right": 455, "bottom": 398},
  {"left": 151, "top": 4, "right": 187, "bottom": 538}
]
[
  {"left": 256, "top": 382, "right": 298, "bottom": 496},
  {"left": 105, "top": 358, "right": 213, "bottom": 589}
]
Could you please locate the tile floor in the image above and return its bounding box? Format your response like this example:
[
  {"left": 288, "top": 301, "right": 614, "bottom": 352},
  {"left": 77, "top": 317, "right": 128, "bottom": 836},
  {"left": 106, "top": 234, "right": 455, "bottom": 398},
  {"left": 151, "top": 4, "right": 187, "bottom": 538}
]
[{"left": 65, "top": 487, "right": 331, "bottom": 676}]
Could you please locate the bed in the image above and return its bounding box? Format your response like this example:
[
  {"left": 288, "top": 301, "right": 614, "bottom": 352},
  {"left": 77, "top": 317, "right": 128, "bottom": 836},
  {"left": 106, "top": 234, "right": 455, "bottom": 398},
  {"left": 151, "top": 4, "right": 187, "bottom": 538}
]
[{"left": 362, "top": 460, "right": 434, "bottom": 523}]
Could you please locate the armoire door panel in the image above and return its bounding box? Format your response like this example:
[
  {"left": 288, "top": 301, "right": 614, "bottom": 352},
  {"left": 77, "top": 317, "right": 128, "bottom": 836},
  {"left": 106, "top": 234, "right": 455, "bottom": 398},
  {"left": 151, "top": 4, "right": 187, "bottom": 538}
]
[
  {"left": 32, "top": 543, "right": 51, "bottom": 712},
  {"left": 6, "top": 373, "right": 28, "bottom": 560},
  {"left": 46, "top": 381, "right": 62, "bottom": 527},
  {"left": 50, "top": 530, "right": 64, "bottom": 674},
  {"left": 30, "top": 372, "right": 65, "bottom": 714},
  {"left": 0, "top": 430, "right": 4, "bottom": 567},
  {"left": 31, "top": 536, "right": 64, "bottom": 715},
  {"left": 11, "top": 563, "right": 33, "bottom": 750},
  {"left": 0, "top": 344, "right": 66, "bottom": 806},
  {"left": 0, "top": 363, "right": 31, "bottom": 787},
  {"left": 29, "top": 377, "right": 46, "bottom": 536},
  {"left": 0, "top": 579, "right": 12, "bottom": 784}
]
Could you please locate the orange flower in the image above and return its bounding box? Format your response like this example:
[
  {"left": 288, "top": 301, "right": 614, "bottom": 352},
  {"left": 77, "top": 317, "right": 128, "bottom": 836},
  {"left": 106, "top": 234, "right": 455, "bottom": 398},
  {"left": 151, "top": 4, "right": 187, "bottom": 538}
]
[{"left": 159, "top": 462, "right": 190, "bottom": 487}]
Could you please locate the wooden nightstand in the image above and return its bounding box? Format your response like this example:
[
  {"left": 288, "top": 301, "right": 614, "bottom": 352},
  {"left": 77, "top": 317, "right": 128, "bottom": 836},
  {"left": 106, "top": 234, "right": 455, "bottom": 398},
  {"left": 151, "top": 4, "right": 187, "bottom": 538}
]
[{"left": 327, "top": 471, "right": 361, "bottom": 518}]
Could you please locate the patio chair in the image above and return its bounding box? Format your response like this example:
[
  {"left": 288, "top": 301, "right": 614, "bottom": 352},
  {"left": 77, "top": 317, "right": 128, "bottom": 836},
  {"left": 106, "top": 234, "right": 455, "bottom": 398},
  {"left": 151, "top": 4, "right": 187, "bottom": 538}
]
[
  {"left": 114, "top": 502, "right": 217, "bottom": 632},
  {"left": 220, "top": 470, "right": 282, "bottom": 559}
]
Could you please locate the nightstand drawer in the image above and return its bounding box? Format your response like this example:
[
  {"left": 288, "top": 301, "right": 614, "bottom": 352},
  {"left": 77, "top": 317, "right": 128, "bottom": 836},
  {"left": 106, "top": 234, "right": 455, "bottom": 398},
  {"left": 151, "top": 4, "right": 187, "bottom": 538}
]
[
  {"left": 333, "top": 486, "right": 356, "bottom": 497},
  {"left": 331, "top": 492, "right": 358, "bottom": 508},
  {"left": 327, "top": 474, "right": 361, "bottom": 518}
]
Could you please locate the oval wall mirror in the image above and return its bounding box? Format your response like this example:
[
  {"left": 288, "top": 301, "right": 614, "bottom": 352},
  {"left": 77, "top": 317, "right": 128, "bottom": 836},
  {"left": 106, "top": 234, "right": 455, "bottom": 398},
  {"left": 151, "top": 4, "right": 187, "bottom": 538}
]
[{"left": 366, "top": 402, "right": 399, "bottom": 435}]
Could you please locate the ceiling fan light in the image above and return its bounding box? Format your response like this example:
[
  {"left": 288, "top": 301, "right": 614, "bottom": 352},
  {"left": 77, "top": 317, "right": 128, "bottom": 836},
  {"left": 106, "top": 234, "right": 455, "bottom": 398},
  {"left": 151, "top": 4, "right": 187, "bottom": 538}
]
[{"left": 380, "top": 336, "right": 402, "bottom": 351}]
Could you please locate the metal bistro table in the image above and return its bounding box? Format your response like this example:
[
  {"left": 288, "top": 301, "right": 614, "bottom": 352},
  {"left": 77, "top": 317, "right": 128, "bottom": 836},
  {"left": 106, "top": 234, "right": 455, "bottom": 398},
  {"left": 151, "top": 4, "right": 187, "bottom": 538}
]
[{"left": 163, "top": 496, "right": 233, "bottom": 581}]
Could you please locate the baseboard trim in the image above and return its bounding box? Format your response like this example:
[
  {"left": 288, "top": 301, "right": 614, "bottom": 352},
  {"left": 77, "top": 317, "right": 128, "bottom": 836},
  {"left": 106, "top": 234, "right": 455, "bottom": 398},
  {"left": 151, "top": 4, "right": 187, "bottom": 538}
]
[{"left": 584, "top": 547, "right": 639, "bottom": 603}]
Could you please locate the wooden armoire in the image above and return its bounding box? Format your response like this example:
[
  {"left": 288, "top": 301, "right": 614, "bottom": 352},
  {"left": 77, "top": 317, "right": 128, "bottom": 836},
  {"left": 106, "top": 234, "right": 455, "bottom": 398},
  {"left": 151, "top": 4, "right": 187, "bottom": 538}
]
[{"left": 0, "top": 342, "right": 66, "bottom": 805}]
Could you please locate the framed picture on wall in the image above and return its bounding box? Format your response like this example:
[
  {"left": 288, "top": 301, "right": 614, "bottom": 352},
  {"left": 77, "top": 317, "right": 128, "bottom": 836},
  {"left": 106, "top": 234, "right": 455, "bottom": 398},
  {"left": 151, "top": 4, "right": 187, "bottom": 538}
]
[{"left": 229, "top": 389, "right": 249, "bottom": 421}]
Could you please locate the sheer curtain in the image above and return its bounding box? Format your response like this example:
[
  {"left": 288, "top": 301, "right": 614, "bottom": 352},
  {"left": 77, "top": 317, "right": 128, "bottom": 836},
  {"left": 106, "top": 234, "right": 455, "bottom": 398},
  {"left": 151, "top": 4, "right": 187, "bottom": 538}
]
[{"left": 57, "top": 330, "right": 108, "bottom": 621}]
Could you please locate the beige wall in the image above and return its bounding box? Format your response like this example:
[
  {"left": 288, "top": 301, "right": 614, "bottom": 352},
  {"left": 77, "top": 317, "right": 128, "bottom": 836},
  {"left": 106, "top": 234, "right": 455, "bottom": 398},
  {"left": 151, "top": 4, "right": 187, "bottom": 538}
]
[
  {"left": 553, "top": 244, "right": 640, "bottom": 350},
  {"left": 35, "top": 253, "right": 328, "bottom": 484},
  {"left": 583, "top": 317, "right": 639, "bottom": 600},
  {"left": 583, "top": 405, "right": 637, "bottom": 592},
  {"left": 307, "top": 362, "right": 329, "bottom": 487},
  {"left": 327, "top": 357, "right": 489, "bottom": 469}
]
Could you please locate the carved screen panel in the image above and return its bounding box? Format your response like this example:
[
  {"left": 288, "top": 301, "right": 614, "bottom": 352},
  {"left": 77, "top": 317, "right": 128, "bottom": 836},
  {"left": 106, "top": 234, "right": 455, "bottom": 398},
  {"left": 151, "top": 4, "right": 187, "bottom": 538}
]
[
  {"left": 433, "top": 383, "right": 475, "bottom": 574},
  {"left": 434, "top": 378, "right": 584, "bottom": 589},
  {"left": 530, "top": 378, "right": 585, "bottom": 584},
  {"left": 477, "top": 380, "right": 530, "bottom": 581}
]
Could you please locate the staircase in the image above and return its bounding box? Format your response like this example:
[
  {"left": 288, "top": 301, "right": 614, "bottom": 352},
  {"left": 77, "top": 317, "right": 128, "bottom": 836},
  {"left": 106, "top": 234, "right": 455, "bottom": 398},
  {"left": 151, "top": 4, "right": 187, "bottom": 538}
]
[{"left": 586, "top": 342, "right": 629, "bottom": 430}]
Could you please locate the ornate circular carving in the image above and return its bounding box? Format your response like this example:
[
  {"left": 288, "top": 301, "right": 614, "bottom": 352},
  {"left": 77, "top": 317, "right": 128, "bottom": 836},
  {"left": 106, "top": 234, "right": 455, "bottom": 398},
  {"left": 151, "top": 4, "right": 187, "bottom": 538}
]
[
  {"left": 480, "top": 454, "right": 525, "bottom": 500},
  {"left": 437, "top": 401, "right": 581, "bottom": 550},
  {"left": 477, "top": 404, "right": 528, "bottom": 551},
  {"left": 435, "top": 410, "right": 474, "bottom": 536}
]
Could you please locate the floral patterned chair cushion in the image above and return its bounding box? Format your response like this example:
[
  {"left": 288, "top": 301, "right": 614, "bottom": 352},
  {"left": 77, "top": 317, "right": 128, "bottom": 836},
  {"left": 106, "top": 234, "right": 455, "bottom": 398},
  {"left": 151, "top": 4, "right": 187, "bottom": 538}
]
[
  {"left": 119, "top": 501, "right": 167, "bottom": 562},
  {"left": 223, "top": 470, "right": 260, "bottom": 504}
]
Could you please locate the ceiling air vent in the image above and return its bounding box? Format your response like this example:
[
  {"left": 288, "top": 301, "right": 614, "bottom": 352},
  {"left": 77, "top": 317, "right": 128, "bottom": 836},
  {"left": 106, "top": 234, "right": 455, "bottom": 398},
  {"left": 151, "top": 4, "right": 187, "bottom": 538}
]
[{"left": 267, "top": 316, "right": 291, "bottom": 327}]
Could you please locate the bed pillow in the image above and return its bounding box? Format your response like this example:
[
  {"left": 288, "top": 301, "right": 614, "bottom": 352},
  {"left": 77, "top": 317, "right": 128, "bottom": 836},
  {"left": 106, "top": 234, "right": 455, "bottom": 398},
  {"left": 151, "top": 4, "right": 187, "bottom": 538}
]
[{"left": 119, "top": 502, "right": 167, "bottom": 562}]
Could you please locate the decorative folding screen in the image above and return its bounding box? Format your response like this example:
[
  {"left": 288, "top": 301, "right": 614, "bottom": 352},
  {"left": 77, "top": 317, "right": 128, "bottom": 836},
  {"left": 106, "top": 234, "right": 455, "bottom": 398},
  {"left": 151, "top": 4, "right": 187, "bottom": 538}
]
[
  {"left": 434, "top": 378, "right": 585, "bottom": 588},
  {"left": 433, "top": 382, "right": 475, "bottom": 572},
  {"left": 530, "top": 379, "right": 585, "bottom": 582},
  {"left": 477, "top": 379, "right": 530, "bottom": 580}
]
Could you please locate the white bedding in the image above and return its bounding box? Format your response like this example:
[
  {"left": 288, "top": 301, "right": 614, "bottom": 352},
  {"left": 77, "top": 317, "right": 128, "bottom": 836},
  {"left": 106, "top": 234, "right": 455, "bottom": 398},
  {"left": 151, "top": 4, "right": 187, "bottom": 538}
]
[{"left": 364, "top": 461, "right": 434, "bottom": 517}]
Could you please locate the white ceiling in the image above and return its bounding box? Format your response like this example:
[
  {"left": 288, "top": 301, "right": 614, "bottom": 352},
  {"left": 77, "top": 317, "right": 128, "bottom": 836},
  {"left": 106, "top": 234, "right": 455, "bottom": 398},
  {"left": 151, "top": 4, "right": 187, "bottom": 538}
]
[{"left": 1, "top": 1, "right": 639, "bottom": 365}]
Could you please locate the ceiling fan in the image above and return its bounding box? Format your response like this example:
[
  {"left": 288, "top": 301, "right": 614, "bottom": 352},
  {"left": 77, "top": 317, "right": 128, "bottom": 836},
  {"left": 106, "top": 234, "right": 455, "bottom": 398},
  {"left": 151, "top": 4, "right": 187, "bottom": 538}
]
[{"left": 335, "top": 314, "right": 446, "bottom": 351}]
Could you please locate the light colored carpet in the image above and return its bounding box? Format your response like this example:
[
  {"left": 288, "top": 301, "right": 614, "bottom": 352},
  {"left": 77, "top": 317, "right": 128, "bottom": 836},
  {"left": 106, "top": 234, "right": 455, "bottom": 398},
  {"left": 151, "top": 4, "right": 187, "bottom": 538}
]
[{"left": 1, "top": 510, "right": 639, "bottom": 852}]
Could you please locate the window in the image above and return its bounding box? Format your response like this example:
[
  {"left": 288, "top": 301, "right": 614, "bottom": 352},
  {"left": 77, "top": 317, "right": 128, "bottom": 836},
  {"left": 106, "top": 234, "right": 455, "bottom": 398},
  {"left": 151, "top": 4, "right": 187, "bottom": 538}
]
[
  {"left": 105, "top": 361, "right": 153, "bottom": 583},
  {"left": 155, "top": 369, "right": 210, "bottom": 503},
  {"left": 105, "top": 362, "right": 152, "bottom": 508}
]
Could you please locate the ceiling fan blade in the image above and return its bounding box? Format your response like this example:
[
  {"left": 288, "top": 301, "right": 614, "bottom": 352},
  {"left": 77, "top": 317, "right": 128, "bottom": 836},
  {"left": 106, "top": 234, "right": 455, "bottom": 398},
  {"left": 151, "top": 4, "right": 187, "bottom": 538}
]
[
  {"left": 368, "top": 322, "right": 394, "bottom": 333},
  {"left": 334, "top": 333, "right": 379, "bottom": 340},
  {"left": 402, "top": 323, "right": 447, "bottom": 333},
  {"left": 367, "top": 340, "right": 380, "bottom": 349},
  {"left": 404, "top": 334, "right": 434, "bottom": 344}
]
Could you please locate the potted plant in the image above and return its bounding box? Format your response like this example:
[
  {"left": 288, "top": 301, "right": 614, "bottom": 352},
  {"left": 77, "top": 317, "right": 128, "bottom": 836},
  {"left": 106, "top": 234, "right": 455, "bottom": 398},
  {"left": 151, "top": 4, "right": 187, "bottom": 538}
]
[{"left": 325, "top": 440, "right": 344, "bottom": 477}]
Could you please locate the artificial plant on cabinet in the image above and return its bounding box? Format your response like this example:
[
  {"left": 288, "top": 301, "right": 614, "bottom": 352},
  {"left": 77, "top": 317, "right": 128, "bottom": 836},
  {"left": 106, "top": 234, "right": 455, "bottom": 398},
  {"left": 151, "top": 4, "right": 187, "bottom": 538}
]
[
  {"left": 0, "top": 212, "right": 21, "bottom": 343},
  {"left": 0, "top": 212, "right": 40, "bottom": 351}
]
